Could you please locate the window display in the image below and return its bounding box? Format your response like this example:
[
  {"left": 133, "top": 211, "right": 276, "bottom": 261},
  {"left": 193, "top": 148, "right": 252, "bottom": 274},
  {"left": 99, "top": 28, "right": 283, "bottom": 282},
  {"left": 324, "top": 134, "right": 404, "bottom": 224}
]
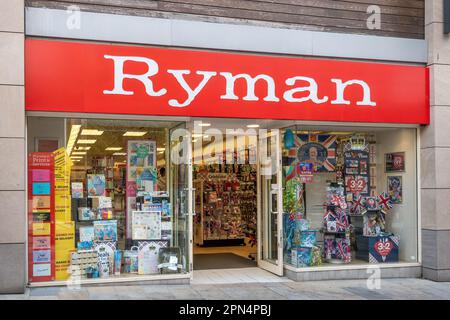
[
  {"left": 27, "top": 117, "right": 190, "bottom": 283},
  {"left": 282, "top": 127, "right": 418, "bottom": 268}
]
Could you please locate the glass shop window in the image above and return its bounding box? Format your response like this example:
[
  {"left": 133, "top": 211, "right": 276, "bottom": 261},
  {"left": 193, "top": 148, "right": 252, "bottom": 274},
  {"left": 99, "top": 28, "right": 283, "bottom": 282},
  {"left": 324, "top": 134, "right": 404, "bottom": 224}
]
[
  {"left": 281, "top": 127, "right": 418, "bottom": 268},
  {"left": 27, "top": 117, "right": 190, "bottom": 283}
]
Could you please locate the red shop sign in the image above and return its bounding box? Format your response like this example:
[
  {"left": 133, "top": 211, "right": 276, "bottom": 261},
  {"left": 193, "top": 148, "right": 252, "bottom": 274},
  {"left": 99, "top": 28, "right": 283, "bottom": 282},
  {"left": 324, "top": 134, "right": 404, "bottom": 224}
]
[{"left": 25, "top": 39, "right": 429, "bottom": 124}]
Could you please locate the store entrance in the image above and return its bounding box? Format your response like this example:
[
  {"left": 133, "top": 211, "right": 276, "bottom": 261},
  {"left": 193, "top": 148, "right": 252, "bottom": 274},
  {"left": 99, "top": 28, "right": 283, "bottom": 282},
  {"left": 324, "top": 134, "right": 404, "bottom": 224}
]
[{"left": 192, "top": 128, "right": 258, "bottom": 270}]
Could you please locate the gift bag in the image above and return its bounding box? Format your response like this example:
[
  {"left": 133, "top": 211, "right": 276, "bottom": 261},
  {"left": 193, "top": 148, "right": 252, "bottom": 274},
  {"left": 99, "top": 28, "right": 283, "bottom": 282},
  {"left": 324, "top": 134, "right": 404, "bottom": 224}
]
[{"left": 123, "top": 246, "right": 139, "bottom": 274}]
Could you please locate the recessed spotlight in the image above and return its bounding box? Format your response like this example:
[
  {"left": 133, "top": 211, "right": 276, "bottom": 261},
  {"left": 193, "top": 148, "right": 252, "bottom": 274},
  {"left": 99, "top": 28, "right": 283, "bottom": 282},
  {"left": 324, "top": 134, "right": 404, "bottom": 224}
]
[
  {"left": 66, "top": 124, "right": 81, "bottom": 156},
  {"left": 81, "top": 129, "right": 104, "bottom": 136},
  {"left": 123, "top": 131, "right": 147, "bottom": 137},
  {"left": 74, "top": 146, "right": 91, "bottom": 151},
  {"left": 77, "top": 139, "right": 97, "bottom": 144}
]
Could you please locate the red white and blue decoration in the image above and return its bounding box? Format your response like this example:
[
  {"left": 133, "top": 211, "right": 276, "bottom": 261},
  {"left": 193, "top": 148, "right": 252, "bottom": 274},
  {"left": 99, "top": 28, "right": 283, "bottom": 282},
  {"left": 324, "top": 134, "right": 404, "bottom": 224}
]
[
  {"left": 284, "top": 133, "right": 337, "bottom": 179},
  {"left": 377, "top": 192, "right": 393, "bottom": 213}
]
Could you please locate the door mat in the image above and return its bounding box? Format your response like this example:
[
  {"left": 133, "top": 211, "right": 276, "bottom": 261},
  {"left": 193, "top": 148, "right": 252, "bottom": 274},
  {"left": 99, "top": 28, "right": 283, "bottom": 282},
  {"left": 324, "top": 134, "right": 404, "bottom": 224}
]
[{"left": 193, "top": 253, "right": 257, "bottom": 270}]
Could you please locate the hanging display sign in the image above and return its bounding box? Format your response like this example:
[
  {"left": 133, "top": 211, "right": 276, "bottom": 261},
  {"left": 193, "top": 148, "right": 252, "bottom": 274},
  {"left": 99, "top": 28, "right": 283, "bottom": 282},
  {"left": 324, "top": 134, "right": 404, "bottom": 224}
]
[{"left": 26, "top": 39, "right": 429, "bottom": 124}]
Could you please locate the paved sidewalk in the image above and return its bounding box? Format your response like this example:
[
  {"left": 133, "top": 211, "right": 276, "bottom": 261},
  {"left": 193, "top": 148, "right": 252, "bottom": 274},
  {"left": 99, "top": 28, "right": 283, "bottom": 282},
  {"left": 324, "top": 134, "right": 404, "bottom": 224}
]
[{"left": 2, "top": 277, "right": 450, "bottom": 300}]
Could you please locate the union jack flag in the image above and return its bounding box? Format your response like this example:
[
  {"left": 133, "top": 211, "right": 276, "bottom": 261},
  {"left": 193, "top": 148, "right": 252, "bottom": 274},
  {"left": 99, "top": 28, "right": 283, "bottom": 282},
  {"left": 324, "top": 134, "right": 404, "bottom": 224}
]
[{"left": 378, "top": 192, "right": 393, "bottom": 213}]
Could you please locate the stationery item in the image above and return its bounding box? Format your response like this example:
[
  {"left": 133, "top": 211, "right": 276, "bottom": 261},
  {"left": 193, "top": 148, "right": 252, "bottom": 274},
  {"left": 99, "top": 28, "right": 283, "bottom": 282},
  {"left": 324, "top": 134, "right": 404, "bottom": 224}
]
[
  {"left": 114, "top": 250, "right": 122, "bottom": 275},
  {"left": 300, "top": 230, "right": 317, "bottom": 248},
  {"left": 137, "top": 241, "right": 168, "bottom": 275},
  {"left": 79, "top": 226, "right": 95, "bottom": 242},
  {"left": 77, "top": 241, "right": 93, "bottom": 250},
  {"left": 157, "top": 247, "right": 181, "bottom": 273},
  {"left": 131, "top": 211, "right": 161, "bottom": 240},
  {"left": 87, "top": 174, "right": 106, "bottom": 197},
  {"left": 93, "top": 220, "right": 117, "bottom": 241},
  {"left": 94, "top": 241, "right": 116, "bottom": 278},
  {"left": 123, "top": 246, "right": 139, "bottom": 274},
  {"left": 91, "top": 196, "right": 112, "bottom": 209},
  {"left": 71, "top": 182, "right": 84, "bottom": 199},
  {"left": 78, "top": 207, "right": 96, "bottom": 221},
  {"left": 97, "top": 208, "right": 113, "bottom": 220}
]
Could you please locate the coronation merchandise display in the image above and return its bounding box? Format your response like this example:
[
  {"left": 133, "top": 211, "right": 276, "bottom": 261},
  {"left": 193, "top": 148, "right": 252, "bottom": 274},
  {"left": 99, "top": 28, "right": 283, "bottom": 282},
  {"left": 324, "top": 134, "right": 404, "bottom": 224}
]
[
  {"left": 27, "top": 117, "right": 190, "bottom": 283},
  {"left": 282, "top": 127, "right": 417, "bottom": 268}
]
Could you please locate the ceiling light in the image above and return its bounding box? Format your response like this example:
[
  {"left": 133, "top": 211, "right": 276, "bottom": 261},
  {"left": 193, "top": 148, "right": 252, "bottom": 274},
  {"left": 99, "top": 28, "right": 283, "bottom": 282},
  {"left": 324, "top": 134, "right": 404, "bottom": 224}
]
[
  {"left": 72, "top": 151, "right": 87, "bottom": 155},
  {"left": 70, "top": 156, "right": 83, "bottom": 159},
  {"left": 246, "top": 124, "right": 260, "bottom": 128},
  {"left": 192, "top": 134, "right": 203, "bottom": 138},
  {"left": 105, "top": 147, "right": 122, "bottom": 151},
  {"left": 157, "top": 148, "right": 165, "bottom": 152},
  {"left": 74, "top": 146, "right": 91, "bottom": 151},
  {"left": 192, "top": 139, "right": 198, "bottom": 143},
  {"left": 81, "top": 129, "right": 104, "bottom": 136},
  {"left": 123, "top": 131, "right": 147, "bottom": 137},
  {"left": 66, "top": 125, "right": 81, "bottom": 156},
  {"left": 113, "top": 152, "right": 127, "bottom": 156},
  {"left": 198, "top": 123, "right": 211, "bottom": 127},
  {"left": 71, "top": 159, "right": 81, "bottom": 162},
  {"left": 77, "top": 139, "right": 97, "bottom": 144}
]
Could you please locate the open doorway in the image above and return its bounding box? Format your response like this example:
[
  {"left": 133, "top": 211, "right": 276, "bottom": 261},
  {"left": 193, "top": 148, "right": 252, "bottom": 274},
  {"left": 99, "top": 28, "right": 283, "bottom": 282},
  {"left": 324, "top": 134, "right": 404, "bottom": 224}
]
[{"left": 192, "top": 124, "right": 258, "bottom": 270}]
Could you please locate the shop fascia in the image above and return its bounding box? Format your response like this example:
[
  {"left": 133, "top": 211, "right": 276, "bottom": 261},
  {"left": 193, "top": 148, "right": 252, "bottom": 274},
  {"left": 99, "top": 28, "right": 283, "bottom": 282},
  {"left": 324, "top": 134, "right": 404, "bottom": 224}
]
[{"left": 103, "top": 55, "right": 377, "bottom": 108}]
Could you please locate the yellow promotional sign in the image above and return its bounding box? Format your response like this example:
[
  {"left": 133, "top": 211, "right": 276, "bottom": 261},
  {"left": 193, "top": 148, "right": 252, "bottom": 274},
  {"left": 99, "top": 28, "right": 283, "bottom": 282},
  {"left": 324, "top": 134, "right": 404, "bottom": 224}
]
[
  {"left": 55, "top": 221, "right": 75, "bottom": 280},
  {"left": 53, "top": 148, "right": 72, "bottom": 221}
]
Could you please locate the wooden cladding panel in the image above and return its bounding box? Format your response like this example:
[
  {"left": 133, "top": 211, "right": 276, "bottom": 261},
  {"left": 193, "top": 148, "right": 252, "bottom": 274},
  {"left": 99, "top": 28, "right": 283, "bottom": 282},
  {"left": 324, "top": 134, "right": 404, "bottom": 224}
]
[{"left": 26, "top": 0, "right": 425, "bottom": 39}]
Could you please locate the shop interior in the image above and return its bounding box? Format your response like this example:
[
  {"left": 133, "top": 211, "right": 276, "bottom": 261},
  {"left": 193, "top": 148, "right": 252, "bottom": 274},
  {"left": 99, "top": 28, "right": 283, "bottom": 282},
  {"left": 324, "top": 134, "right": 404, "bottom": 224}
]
[{"left": 27, "top": 116, "right": 419, "bottom": 283}]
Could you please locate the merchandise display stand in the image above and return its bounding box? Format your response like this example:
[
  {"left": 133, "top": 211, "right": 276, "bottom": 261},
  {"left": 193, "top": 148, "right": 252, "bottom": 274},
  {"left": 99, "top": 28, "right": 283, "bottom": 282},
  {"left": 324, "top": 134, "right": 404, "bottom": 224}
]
[{"left": 322, "top": 183, "right": 352, "bottom": 264}]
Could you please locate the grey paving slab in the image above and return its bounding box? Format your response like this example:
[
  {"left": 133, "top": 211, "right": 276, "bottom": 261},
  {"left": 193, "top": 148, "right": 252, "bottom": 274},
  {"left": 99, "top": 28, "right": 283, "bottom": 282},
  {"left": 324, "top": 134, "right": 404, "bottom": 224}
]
[
  {"left": 58, "top": 288, "right": 90, "bottom": 300},
  {"left": 343, "top": 287, "right": 392, "bottom": 300},
  {"left": 29, "top": 287, "right": 61, "bottom": 297},
  {"left": 8, "top": 278, "right": 450, "bottom": 300}
]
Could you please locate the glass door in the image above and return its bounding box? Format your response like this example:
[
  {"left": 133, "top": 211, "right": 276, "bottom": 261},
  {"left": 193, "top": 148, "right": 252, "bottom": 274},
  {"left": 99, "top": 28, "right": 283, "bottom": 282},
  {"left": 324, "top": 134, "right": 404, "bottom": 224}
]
[
  {"left": 257, "top": 129, "right": 283, "bottom": 275},
  {"left": 169, "top": 123, "right": 193, "bottom": 277}
]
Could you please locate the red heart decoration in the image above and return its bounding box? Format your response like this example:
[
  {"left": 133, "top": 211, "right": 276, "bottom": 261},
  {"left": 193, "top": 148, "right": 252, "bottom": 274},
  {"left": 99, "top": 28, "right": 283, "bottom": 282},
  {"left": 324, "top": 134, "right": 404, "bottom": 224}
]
[{"left": 374, "top": 239, "right": 393, "bottom": 261}]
